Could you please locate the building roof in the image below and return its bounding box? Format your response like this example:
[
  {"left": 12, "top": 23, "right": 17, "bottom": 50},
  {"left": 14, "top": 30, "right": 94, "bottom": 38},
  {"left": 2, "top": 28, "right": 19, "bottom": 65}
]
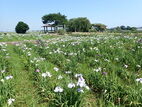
[
  {"left": 42, "top": 24, "right": 56, "bottom": 27},
  {"left": 42, "top": 24, "right": 64, "bottom": 27}
]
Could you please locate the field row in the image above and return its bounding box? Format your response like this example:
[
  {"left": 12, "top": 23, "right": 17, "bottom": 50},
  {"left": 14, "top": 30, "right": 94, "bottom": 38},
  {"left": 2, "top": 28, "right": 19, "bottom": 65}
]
[{"left": 0, "top": 35, "right": 142, "bottom": 106}]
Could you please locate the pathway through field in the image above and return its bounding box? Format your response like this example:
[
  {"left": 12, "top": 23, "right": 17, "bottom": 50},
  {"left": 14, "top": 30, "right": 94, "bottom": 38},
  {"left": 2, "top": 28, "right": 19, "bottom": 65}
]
[{"left": 7, "top": 45, "right": 43, "bottom": 107}]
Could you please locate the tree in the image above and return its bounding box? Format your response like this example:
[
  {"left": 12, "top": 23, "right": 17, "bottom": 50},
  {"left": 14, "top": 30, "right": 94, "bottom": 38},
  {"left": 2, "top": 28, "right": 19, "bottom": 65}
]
[
  {"left": 109, "top": 26, "right": 137, "bottom": 33},
  {"left": 115, "top": 26, "right": 121, "bottom": 31},
  {"left": 92, "top": 24, "right": 107, "bottom": 32},
  {"left": 42, "top": 13, "right": 67, "bottom": 25},
  {"left": 130, "top": 27, "right": 137, "bottom": 31},
  {"left": 15, "top": 21, "right": 29, "bottom": 34},
  {"left": 120, "top": 25, "right": 126, "bottom": 30},
  {"left": 67, "top": 17, "right": 91, "bottom": 32},
  {"left": 120, "top": 26, "right": 137, "bottom": 31},
  {"left": 126, "top": 26, "right": 131, "bottom": 30}
]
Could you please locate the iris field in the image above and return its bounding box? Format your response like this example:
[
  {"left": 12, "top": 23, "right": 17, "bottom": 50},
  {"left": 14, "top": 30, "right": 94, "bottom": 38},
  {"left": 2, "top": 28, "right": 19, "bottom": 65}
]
[{"left": 0, "top": 33, "right": 142, "bottom": 107}]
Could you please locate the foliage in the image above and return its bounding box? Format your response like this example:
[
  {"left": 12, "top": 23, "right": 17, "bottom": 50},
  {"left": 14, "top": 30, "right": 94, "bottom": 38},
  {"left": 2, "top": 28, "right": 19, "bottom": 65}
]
[
  {"left": 120, "top": 26, "right": 137, "bottom": 31},
  {"left": 0, "top": 33, "right": 142, "bottom": 106},
  {"left": 15, "top": 21, "right": 29, "bottom": 34},
  {"left": 67, "top": 17, "right": 91, "bottom": 32},
  {"left": 120, "top": 25, "right": 126, "bottom": 30},
  {"left": 89, "top": 29, "right": 97, "bottom": 32},
  {"left": 91, "top": 23, "right": 107, "bottom": 32},
  {"left": 110, "top": 26, "right": 137, "bottom": 33},
  {"left": 0, "top": 44, "right": 15, "bottom": 106},
  {"left": 57, "top": 29, "right": 66, "bottom": 35},
  {"left": 42, "top": 13, "right": 67, "bottom": 25}
]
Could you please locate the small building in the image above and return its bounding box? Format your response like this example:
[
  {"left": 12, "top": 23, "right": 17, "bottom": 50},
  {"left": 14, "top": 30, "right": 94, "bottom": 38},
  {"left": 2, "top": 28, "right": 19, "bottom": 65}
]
[{"left": 42, "top": 24, "right": 65, "bottom": 33}]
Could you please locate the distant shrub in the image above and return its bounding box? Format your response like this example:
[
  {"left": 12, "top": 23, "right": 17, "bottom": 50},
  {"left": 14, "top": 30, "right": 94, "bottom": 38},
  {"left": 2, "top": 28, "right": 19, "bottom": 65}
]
[
  {"left": 4, "top": 33, "right": 7, "bottom": 35},
  {"left": 91, "top": 24, "right": 107, "bottom": 32},
  {"left": 57, "top": 29, "right": 66, "bottom": 35},
  {"left": 67, "top": 32, "right": 72, "bottom": 35},
  {"left": 109, "top": 26, "right": 137, "bottom": 33},
  {"left": 89, "top": 29, "right": 97, "bottom": 32},
  {"left": 15, "top": 21, "right": 29, "bottom": 34}
]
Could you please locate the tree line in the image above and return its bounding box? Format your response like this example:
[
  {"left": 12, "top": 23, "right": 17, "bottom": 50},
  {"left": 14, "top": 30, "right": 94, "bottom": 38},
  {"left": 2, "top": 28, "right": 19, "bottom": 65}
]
[{"left": 15, "top": 13, "right": 138, "bottom": 34}]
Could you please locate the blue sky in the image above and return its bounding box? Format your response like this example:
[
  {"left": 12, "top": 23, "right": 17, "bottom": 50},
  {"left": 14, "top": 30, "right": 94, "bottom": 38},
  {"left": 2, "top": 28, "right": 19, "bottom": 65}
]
[{"left": 0, "top": 0, "right": 142, "bottom": 31}]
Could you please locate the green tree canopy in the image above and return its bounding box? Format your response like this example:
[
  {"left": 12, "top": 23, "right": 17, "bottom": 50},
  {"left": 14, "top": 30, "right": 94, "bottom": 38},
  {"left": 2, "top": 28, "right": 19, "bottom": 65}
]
[
  {"left": 92, "top": 24, "right": 107, "bottom": 32},
  {"left": 130, "top": 27, "right": 137, "bottom": 31},
  {"left": 15, "top": 21, "right": 29, "bottom": 34},
  {"left": 42, "top": 13, "right": 67, "bottom": 25},
  {"left": 67, "top": 17, "right": 91, "bottom": 32},
  {"left": 112, "top": 26, "right": 137, "bottom": 32},
  {"left": 120, "top": 25, "right": 126, "bottom": 30}
]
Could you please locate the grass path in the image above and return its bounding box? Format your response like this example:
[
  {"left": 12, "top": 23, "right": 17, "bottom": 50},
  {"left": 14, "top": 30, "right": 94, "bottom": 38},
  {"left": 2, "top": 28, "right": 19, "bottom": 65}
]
[{"left": 7, "top": 45, "right": 43, "bottom": 107}]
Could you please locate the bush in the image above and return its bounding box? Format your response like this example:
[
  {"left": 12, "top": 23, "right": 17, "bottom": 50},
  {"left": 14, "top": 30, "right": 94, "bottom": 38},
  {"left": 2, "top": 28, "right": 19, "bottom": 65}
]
[
  {"left": 89, "top": 29, "right": 97, "bottom": 32},
  {"left": 15, "top": 21, "right": 29, "bottom": 34},
  {"left": 91, "top": 24, "right": 107, "bottom": 32},
  {"left": 57, "top": 29, "right": 66, "bottom": 35}
]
